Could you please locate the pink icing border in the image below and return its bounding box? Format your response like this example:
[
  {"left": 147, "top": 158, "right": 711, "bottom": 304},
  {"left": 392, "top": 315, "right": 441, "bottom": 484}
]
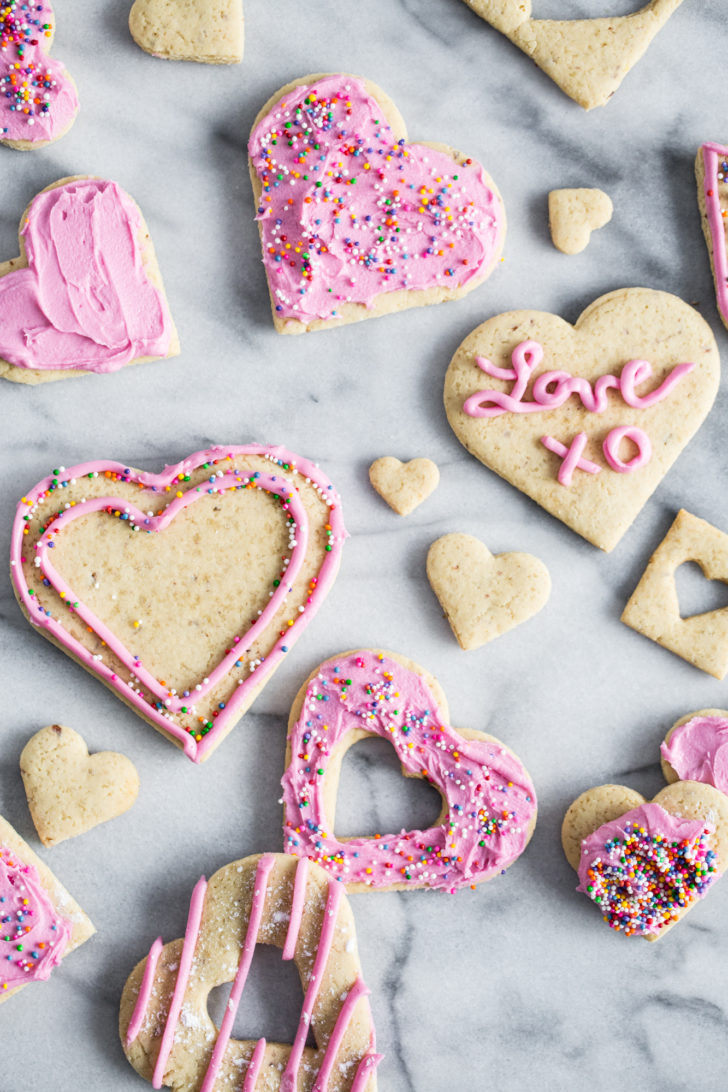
[
  {"left": 702, "top": 142, "right": 728, "bottom": 326},
  {"left": 10, "top": 444, "right": 347, "bottom": 763}
]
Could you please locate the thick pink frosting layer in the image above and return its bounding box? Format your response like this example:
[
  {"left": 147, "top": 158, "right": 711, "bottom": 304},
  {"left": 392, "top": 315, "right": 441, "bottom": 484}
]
[
  {"left": 702, "top": 142, "right": 728, "bottom": 326},
  {"left": 249, "top": 75, "right": 504, "bottom": 323},
  {"left": 282, "top": 651, "right": 536, "bottom": 892},
  {"left": 0, "top": 179, "right": 173, "bottom": 373},
  {"left": 0, "top": 845, "right": 71, "bottom": 992},
  {"left": 662, "top": 715, "right": 728, "bottom": 794}
]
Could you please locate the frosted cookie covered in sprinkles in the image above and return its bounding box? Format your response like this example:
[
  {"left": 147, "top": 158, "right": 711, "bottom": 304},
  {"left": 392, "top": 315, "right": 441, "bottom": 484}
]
[{"left": 248, "top": 74, "right": 505, "bottom": 333}]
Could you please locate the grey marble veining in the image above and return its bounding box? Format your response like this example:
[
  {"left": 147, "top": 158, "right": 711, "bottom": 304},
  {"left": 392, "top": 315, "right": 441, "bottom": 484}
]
[{"left": 2, "top": 1, "right": 728, "bottom": 1089}]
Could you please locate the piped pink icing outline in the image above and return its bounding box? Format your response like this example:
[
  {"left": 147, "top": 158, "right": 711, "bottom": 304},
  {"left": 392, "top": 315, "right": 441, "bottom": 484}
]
[
  {"left": 702, "top": 142, "right": 728, "bottom": 326},
  {"left": 10, "top": 444, "right": 347, "bottom": 763},
  {"left": 125, "top": 936, "right": 163, "bottom": 1047}
]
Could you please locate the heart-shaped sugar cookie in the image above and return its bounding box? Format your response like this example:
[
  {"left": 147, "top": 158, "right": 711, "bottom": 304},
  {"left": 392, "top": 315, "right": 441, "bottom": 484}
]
[
  {"left": 662, "top": 709, "right": 728, "bottom": 794},
  {"left": 248, "top": 73, "right": 505, "bottom": 333},
  {"left": 426, "top": 533, "right": 550, "bottom": 650},
  {"left": 548, "top": 188, "right": 613, "bottom": 255},
  {"left": 20, "top": 725, "right": 139, "bottom": 847},
  {"left": 129, "top": 0, "right": 244, "bottom": 64},
  {"left": 368, "top": 457, "right": 439, "bottom": 516},
  {"left": 444, "top": 289, "right": 719, "bottom": 552},
  {"left": 460, "top": 0, "right": 684, "bottom": 110},
  {"left": 11, "top": 444, "right": 346, "bottom": 763},
  {"left": 0, "top": 177, "right": 179, "bottom": 384},
  {"left": 0, "top": 0, "right": 78, "bottom": 149}
]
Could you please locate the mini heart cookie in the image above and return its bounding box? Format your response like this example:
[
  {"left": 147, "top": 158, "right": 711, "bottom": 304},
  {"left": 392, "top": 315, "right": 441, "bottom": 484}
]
[
  {"left": 0, "top": 177, "right": 179, "bottom": 384},
  {"left": 426, "top": 533, "right": 550, "bottom": 650},
  {"left": 0, "top": 0, "right": 78, "bottom": 149},
  {"left": 460, "top": 0, "right": 684, "bottom": 110},
  {"left": 248, "top": 73, "right": 505, "bottom": 333},
  {"left": 368, "top": 457, "right": 439, "bottom": 516},
  {"left": 662, "top": 709, "right": 728, "bottom": 794},
  {"left": 20, "top": 725, "right": 139, "bottom": 847},
  {"left": 444, "top": 288, "right": 719, "bottom": 552},
  {"left": 10, "top": 444, "right": 346, "bottom": 763},
  {"left": 282, "top": 649, "right": 537, "bottom": 892},
  {"left": 129, "top": 0, "right": 244, "bottom": 64},
  {"left": 548, "top": 188, "right": 613, "bottom": 255}
]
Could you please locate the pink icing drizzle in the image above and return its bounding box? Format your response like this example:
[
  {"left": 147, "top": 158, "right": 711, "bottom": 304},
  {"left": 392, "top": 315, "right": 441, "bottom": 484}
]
[
  {"left": 662, "top": 714, "right": 728, "bottom": 795},
  {"left": 0, "top": 845, "right": 71, "bottom": 992},
  {"left": 242, "top": 1037, "right": 267, "bottom": 1090},
  {"left": 125, "top": 935, "right": 163, "bottom": 1047},
  {"left": 282, "top": 856, "right": 309, "bottom": 961},
  {"left": 602, "top": 425, "right": 651, "bottom": 473},
  {"left": 312, "top": 977, "right": 370, "bottom": 1092},
  {"left": 0, "top": 179, "right": 172, "bottom": 373},
  {"left": 702, "top": 142, "right": 728, "bottom": 326},
  {"left": 10, "top": 444, "right": 347, "bottom": 763},
  {"left": 282, "top": 651, "right": 536, "bottom": 892},
  {"left": 249, "top": 74, "right": 504, "bottom": 324},
  {"left": 540, "top": 432, "right": 601, "bottom": 487},
  {"left": 350, "top": 1053, "right": 384, "bottom": 1092}
]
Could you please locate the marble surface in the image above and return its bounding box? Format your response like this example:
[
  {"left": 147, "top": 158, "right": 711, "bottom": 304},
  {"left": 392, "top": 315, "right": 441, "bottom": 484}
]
[{"left": 2, "top": 1, "right": 728, "bottom": 1089}]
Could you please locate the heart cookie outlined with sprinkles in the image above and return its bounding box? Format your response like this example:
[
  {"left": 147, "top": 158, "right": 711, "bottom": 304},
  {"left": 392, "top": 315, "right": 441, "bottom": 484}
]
[
  {"left": 10, "top": 444, "right": 346, "bottom": 763},
  {"left": 129, "top": 0, "right": 244, "bottom": 64}
]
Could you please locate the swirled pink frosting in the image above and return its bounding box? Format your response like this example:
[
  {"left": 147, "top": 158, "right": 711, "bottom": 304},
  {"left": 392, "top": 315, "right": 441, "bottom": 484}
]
[
  {"left": 0, "top": 179, "right": 173, "bottom": 373},
  {"left": 249, "top": 75, "right": 504, "bottom": 323},
  {"left": 661, "top": 715, "right": 728, "bottom": 794},
  {"left": 0, "top": 846, "right": 71, "bottom": 992}
]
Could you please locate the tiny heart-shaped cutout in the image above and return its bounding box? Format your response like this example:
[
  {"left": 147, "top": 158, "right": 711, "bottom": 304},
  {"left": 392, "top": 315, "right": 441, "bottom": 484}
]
[
  {"left": 426, "top": 533, "right": 550, "bottom": 650},
  {"left": 0, "top": 0, "right": 78, "bottom": 148},
  {"left": 248, "top": 73, "right": 505, "bottom": 333},
  {"left": 445, "top": 290, "right": 719, "bottom": 552},
  {"left": 11, "top": 444, "right": 346, "bottom": 763},
  {"left": 120, "top": 854, "right": 380, "bottom": 1091},
  {"left": 20, "top": 725, "right": 139, "bottom": 847},
  {"left": 368, "top": 456, "right": 439, "bottom": 516},
  {"left": 0, "top": 177, "right": 179, "bottom": 384},
  {"left": 282, "top": 650, "right": 537, "bottom": 892},
  {"left": 548, "top": 188, "right": 613, "bottom": 254},
  {"left": 129, "top": 0, "right": 244, "bottom": 64}
]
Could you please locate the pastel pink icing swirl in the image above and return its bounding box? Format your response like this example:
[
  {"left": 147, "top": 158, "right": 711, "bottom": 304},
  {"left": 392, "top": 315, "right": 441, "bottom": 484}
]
[
  {"left": 282, "top": 651, "right": 536, "bottom": 892},
  {"left": 249, "top": 75, "right": 504, "bottom": 323},
  {"left": 0, "top": 845, "right": 71, "bottom": 992},
  {"left": 0, "top": 179, "right": 173, "bottom": 373},
  {"left": 661, "top": 715, "right": 728, "bottom": 794}
]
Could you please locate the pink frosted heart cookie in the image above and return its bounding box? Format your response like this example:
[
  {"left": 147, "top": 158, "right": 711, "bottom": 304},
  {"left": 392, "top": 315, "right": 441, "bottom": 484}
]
[
  {"left": 662, "top": 709, "right": 728, "bottom": 795},
  {"left": 248, "top": 73, "right": 505, "bottom": 333},
  {"left": 282, "top": 649, "right": 537, "bottom": 893},
  {"left": 11, "top": 444, "right": 346, "bottom": 763}
]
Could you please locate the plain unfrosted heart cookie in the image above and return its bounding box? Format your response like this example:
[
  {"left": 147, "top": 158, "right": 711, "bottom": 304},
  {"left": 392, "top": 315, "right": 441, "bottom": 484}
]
[
  {"left": 444, "top": 288, "right": 719, "bottom": 552},
  {"left": 696, "top": 142, "right": 728, "bottom": 331},
  {"left": 0, "top": 177, "right": 179, "bottom": 384},
  {"left": 248, "top": 73, "right": 505, "bottom": 333},
  {"left": 548, "top": 188, "right": 612, "bottom": 254},
  {"left": 459, "top": 0, "right": 683, "bottom": 110},
  {"left": 0, "top": 0, "right": 78, "bottom": 149},
  {"left": 282, "top": 649, "right": 537, "bottom": 892},
  {"left": 20, "top": 725, "right": 139, "bottom": 847},
  {"left": 10, "top": 444, "right": 346, "bottom": 763},
  {"left": 129, "top": 0, "right": 244, "bottom": 63},
  {"left": 120, "top": 853, "right": 380, "bottom": 1091},
  {"left": 368, "top": 457, "right": 439, "bottom": 515},
  {"left": 426, "top": 533, "right": 550, "bottom": 650}
]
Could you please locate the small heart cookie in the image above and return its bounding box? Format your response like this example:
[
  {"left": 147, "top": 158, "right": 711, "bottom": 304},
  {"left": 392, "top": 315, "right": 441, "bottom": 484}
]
[
  {"left": 129, "top": 0, "right": 244, "bottom": 64},
  {"left": 20, "top": 725, "right": 139, "bottom": 847},
  {"left": 248, "top": 73, "right": 505, "bottom": 333},
  {"left": 426, "top": 533, "right": 550, "bottom": 650},
  {"left": 548, "top": 188, "right": 613, "bottom": 255},
  {"left": 369, "top": 457, "right": 439, "bottom": 516}
]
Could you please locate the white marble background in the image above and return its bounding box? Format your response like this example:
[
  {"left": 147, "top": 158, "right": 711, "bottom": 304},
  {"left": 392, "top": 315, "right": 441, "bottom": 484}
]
[{"left": 2, "top": 1, "right": 728, "bottom": 1089}]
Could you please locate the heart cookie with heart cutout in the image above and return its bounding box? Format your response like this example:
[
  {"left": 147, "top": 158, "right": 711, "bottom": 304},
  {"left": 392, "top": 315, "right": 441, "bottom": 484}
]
[
  {"left": 129, "top": 0, "right": 244, "bottom": 63},
  {"left": 248, "top": 73, "right": 505, "bottom": 333},
  {"left": 10, "top": 444, "right": 346, "bottom": 763},
  {"left": 368, "top": 457, "right": 439, "bottom": 516},
  {"left": 460, "top": 0, "right": 684, "bottom": 110},
  {"left": 0, "top": 177, "right": 179, "bottom": 384},
  {"left": 20, "top": 725, "right": 139, "bottom": 846},
  {"left": 120, "top": 853, "right": 379, "bottom": 1090},
  {"left": 281, "top": 649, "right": 537, "bottom": 892},
  {"left": 444, "top": 288, "right": 719, "bottom": 552}
]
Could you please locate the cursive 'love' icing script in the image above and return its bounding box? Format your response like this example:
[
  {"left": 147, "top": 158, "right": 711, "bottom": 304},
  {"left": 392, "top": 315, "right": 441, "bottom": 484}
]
[{"left": 462, "top": 340, "right": 695, "bottom": 419}]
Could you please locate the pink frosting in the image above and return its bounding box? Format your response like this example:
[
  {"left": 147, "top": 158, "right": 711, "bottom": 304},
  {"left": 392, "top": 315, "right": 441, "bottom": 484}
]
[
  {"left": 282, "top": 651, "right": 537, "bottom": 892},
  {"left": 0, "top": 845, "right": 71, "bottom": 993},
  {"left": 662, "top": 715, "right": 728, "bottom": 794},
  {"left": 0, "top": 179, "right": 173, "bottom": 373},
  {"left": 249, "top": 75, "right": 504, "bottom": 324},
  {"left": 701, "top": 142, "right": 728, "bottom": 326}
]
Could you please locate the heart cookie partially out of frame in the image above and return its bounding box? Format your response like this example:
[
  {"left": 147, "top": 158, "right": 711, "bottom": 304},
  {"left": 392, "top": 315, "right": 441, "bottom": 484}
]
[
  {"left": 129, "top": 0, "right": 244, "bottom": 64},
  {"left": 248, "top": 73, "right": 506, "bottom": 333},
  {"left": 10, "top": 444, "right": 346, "bottom": 763},
  {"left": 444, "top": 288, "right": 719, "bottom": 552}
]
